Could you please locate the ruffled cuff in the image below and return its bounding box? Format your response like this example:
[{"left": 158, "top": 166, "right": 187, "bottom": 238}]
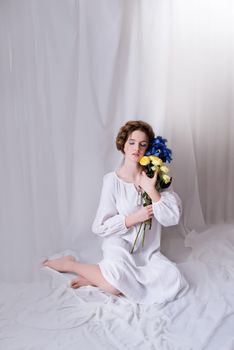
[{"left": 92, "top": 214, "right": 129, "bottom": 237}]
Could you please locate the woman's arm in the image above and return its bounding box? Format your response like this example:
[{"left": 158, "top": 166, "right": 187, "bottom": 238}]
[
  {"left": 125, "top": 205, "right": 153, "bottom": 228},
  {"left": 92, "top": 174, "right": 129, "bottom": 237},
  {"left": 92, "top": 173, "right": 156, "bottom": 235},
  {"left": 152, "top": 189, "right": 182, "bottom": 226},
  {"left": 138, "top": 170, "right": 182, "bottom": 227}
]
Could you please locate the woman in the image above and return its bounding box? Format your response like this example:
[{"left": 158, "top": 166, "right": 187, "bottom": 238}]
[{"left": 43, "top": 120, "right": 188, "bottom": 304}]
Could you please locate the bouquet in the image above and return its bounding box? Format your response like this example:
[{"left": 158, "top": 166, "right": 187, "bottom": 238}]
[{"left": 130, "top": 136, "right": 173, "bottom": 254}]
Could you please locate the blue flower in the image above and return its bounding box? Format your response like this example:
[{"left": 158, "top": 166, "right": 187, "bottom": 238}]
[{"left": 145, "top": 136, "right": 172, "bottom": 163}]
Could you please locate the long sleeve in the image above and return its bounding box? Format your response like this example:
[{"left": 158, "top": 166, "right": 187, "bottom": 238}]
[
  {"left": 92, "top": 174, "right": 129, "bottom": 237},
  {"left": 152, "top": 189, "right": 182, "bottom": 226}
]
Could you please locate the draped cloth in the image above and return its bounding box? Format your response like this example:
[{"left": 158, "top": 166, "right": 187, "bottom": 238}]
[{"left": 0, "top": 0, "right": 233, "bottom": 281}]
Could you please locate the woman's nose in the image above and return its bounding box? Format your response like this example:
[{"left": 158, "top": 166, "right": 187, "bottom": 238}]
[
  {"left": 134, "top": 143, "right": 140, "bottom": 150},
  {"left": 134, "top": 144, "right": 140, "bottom": 152}
]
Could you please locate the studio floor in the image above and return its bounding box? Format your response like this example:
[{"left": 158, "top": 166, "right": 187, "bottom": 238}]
[{"left": 1, "top": 224, "right": 234, "bottom": 350}]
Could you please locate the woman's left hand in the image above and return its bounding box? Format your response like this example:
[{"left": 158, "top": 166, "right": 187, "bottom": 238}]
[{"left": 137, "top": 170, "right": 158, "bottom": 196}]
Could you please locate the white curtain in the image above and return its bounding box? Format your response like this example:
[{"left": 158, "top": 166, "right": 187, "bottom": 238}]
[{"left": 0, "top": 0, "right": 233, "bottom": 282}]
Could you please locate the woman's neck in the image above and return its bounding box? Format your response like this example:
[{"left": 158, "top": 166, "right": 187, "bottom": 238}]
[{"left": 117, "top": 161, "right": 141, "bottom": 183}]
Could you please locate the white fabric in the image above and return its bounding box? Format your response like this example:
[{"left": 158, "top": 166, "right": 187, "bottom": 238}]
[
  {"left": 92, "top": 172, "right": 188, "bottom": 304},
  {"left": 1, "top": 224, "right": 234, "bottom": 350},
  {"left": 0, "top": 0, "right": 233, "bottom": 283},
  {"left": 1, "top": 1, "right": 234, "bottom": 347}
]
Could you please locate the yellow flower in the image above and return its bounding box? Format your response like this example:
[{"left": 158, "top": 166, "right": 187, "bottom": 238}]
[
  {"left": 149, "top": 156, "right": 163, "bottom": 166},
  {"left": 162, "top": 174, "right": 171, "bottom": 184},
  {"left": 151, "top": 165, "right": 157, "bottom": 171},
  {"left": 139, "top": 156, "right": 150, "bottom": 166},
  {"left": 160, "top": 165, "right": 169, "bottom": 174}
]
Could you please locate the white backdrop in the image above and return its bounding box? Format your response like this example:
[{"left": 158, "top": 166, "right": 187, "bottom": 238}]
[{"left": 0, "top": 0, "right": 233, "bottom": 282}]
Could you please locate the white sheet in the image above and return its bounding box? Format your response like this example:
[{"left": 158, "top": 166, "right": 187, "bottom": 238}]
[{"left": 1, "top": 224, "right": 234, "bottom": 350}]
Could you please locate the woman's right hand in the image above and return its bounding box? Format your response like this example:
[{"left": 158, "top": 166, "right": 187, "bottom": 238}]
[
  {"left": 125, "top": 205, "right": 153, "bottom": 228},
  {"left": 135, "top": 205, "right": 153, "bottom": 222}
]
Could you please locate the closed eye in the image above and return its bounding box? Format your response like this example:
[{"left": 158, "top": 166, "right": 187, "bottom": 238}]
[
  {"left": 128, "top": 139, "right": 148, "bottom": 148},
  {"left": 139, "top": 142, "right": 148, "bottom": 148}
]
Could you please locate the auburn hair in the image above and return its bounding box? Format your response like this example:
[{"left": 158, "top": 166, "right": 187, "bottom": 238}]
[{"left": 116, "top": 120, "right": 155, "bottom": 153}]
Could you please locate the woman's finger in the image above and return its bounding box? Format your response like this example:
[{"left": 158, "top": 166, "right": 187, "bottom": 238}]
[{"left": 147, "top": 209, "right": 153, "bottom": 217}]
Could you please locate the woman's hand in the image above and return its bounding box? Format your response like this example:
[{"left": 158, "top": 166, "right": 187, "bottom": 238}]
[
  {"left": 125, "top": 205, "right": 153, "bottom": 228},
  {"left": 137, "top": 170, "right": 157, "bottom": 196},
  {"left": 135, "top": 205, "right": 153, "bottom": 221},
  {"left": 136, "top": 170, "right": 161, "bottom": 203}
]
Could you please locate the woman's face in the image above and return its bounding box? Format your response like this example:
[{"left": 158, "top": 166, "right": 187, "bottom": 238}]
[{"left": 124, "top": 130, "right": 149, "bottom": 163}]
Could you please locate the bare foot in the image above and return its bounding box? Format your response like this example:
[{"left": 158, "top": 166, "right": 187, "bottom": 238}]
[
  {"left": 42, "top": 255, "right": 76, "bottom": 272},
  {"left": 70, "top": 276, "right": 92, "bottom": 289}
]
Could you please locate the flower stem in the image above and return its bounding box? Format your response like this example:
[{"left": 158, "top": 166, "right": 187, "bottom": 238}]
[
  {"left": 149, "top": 218, "right": 152, "bottom": 230},
  {"left": 130, "top": 222, "right": 143, "bottom": 254},
  {"left": 142, "top": 223, "right": 146, "bottom": 248}
]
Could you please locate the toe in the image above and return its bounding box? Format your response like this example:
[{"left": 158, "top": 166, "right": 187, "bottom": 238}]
[
  {"left": 70, "top": 281, "right": 79, "bottom": 288},
  {"left": 71, "top": 278, "right": 79, "bottom": 283}
]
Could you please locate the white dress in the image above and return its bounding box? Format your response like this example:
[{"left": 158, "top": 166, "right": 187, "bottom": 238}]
[{"left": 92, "top": 172, "right": 189, "bottom": 305}]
